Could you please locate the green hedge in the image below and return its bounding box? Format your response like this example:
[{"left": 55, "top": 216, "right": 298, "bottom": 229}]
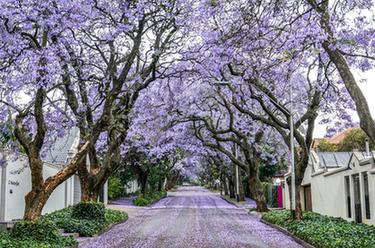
[
  {"left": 42, "top": 203, "right": 128, "bottom": 237},
  {"left": 262, "top": 210, "right": 375, "bottom": 248},
  {"left": 133, "top": 191, "right": 167, "bottom": 206},
  {"left": 72, "top": 201, "right": 105, "bottom": 220},
  {"left": 0, "top": 219, "right": 76, "bottom": 248},
  {"left": 108, "top": 176, "right": 124, "bottom": 200}
]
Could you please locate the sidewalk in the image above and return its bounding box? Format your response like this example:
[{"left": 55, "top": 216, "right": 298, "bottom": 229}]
[
  {"left": 220, "top": 194, "right": 257, "bottom": 209},
  {"left": 107, "top": 196, "right": 148, "bottom": 219}
]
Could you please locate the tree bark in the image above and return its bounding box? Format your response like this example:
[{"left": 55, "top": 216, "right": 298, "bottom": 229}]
[
  {"left": 323, "top": 45, "right": 375, "bottom": 143},
  {"left": 228, "top": 176, "right": 235, "bottom": 198},
  {"left": 222, "top": 176, "right": 229, "bottom": 195},
  {"left": 22, "top": 142, "right": 90, "bottom": 220},
  {"left": 248, "top": 168, "right": 268, "bottom": 212},
  {"left": 140, "top": 174, "right": 148, "bottom": 195},
  {"left": 238, "top": 171, "right": 245, "bottom": 201},
  {"left": 307, "top": 0, "right": 375, "bottom": 143},
  {"left": 287, "top": 176, "right": 303, "bottom": 220}
]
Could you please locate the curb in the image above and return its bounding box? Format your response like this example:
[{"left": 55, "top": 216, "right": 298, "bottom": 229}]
[
  {"left": 220, "top": 195, "right": 241, "bottom": 208},
  {"left": 76, "top": 217, "right": 129, "bottom": 246},
  {"left": 260, "top": 219, "right": 315, "bottom": 248}
]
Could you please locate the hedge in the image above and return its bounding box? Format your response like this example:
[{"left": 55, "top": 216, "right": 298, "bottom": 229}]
[
  {"left": 133, "top": 191, "right": 167, "bottom": 206},
  {"left": 72, "top": 201, "right": 105, "bottom": 220},
  {"left": 42, "top": 203, "right": 128, "bottom": 237},
  {"left": 262, "top": 210, "right": 375, "bottom": 248},
  {"left": 108, "top": 176, "right": 124, "bottom": 200},
  {"left": 0, "top": 219, "right": 76, "bottom": 248}
]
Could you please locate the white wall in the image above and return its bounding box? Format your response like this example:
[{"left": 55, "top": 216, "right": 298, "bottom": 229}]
[
  {"left": 124, "top": 180, "right": 139, "bottom": 194},
  {"left": 284, "top": 158, "right": 375, "bottom": 226},
  {"left": 2, "top": 155, "right": 69, "bottom": 221}
]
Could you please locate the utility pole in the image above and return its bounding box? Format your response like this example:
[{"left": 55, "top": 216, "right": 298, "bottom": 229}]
[
  {"left": 290, "top": 83, "right": 296, "bottom": 218},
  {"left": 235, "top": 143, "right": 240, "bottom": 202}
]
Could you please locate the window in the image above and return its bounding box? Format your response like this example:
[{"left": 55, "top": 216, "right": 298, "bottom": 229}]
[
  {"left": 345, "top": 176, "right": 351, "bottom": 218},
  {"left": 363, "top": 173, "right": 371, "bottom": 219}
]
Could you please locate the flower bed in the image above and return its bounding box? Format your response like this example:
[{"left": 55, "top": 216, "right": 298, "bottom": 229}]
[{"left": 262, "top": 210, "right": 375, "bottom": 248}]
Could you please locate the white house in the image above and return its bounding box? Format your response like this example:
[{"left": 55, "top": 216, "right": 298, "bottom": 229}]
[
  {"left": 283, "top": 150, "right": 375, "bottom": 226},
  {"left": 0, "top": 128, "right": 108, "bottom": 222}
]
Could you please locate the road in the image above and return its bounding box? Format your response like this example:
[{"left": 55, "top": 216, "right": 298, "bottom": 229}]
[{"left": 80, "top": 186, "right": 302, "bottom": 248}]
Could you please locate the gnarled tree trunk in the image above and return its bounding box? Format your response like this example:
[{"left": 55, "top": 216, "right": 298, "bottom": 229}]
[
  {"left": 248, "top": 168, "right": 268, "bottom": 212},
  {"left": 23, "top": 142, "right": 90, "bottom": 220}
]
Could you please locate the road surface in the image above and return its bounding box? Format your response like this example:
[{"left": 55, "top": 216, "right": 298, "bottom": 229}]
[{"left": 80, "top": 186, "right": 302, "bottom": 248}]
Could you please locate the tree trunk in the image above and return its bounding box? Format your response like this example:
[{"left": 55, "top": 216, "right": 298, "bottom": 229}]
[
  {"left": 238, "top": 171, "right": 245, "bottom": 201},
  {"left": 308, "top": 0, "right": 375, "bottom": 144},
  {"left": 248, "top": 172, "right": 268, "bottom": 212},
  {"left": 222, "top": 176, "right": 229, "bottom": 195},
  {"left": 23, "top": 190, "right": 49, "bottom": 220},
  {"left": 228, "top": 176, "right": 235, "bottom": 198},
  {"left": 295, "top": 184, "right": 303, "bottom": 220},
  {"left": 323, "top": 45, "right": 375, "bottom": 143},
  {"left": 23, "top": 143, "right": 90, "bottom": 220},
  {"left": 287, "top": 177, "right": 303, "bottom": 220},
  {"left": 140, "top": 174, "right": 148, "bottom": 195},
  {"left": 80, "top": 183, "right": 100, "bottom": 202}
]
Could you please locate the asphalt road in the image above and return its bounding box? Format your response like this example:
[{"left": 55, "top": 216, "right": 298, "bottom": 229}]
[{"left": 80, "top": 186, "right": 302, "bottom": 248}]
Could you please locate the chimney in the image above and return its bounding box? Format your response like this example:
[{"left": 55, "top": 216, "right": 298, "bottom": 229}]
[{"left": 365, "top": 138, "right": 370, "bottom": 157}]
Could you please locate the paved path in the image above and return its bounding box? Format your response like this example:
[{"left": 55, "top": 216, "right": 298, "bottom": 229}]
[{"left": 80, "top": 186, "right": 302, "bottom": 248}]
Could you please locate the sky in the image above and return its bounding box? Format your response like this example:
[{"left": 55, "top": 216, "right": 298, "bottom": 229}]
[{"left": 313, "top": 70, "right": 375, "bottom": 138}]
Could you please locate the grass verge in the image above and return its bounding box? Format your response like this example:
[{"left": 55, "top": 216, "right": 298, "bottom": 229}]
[{"left": 262, "top": 210, "right": 375, "bottom": 248}]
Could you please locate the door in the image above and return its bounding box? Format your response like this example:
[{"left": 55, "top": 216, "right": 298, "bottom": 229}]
[
  {"left": 304, "top": 185, "right": 312, "bottom": 211},
  {"left": 352, "top": 174, "right": 362, "bottom": 223}
]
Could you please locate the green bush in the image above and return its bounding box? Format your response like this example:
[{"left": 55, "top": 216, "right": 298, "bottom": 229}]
[
  {"left": 2, "top": 219, "right": 76, "bottom": 248},
  {"left": 42, "top": 204, "right": 128, "bottom": 237},
  {"left": 262, "top": 210, "right": 375, "bottom": 248},
  {"left": 133, "top": 196, "right": 150, "bottom": 206},
  {"left": 0, "top": 231, "right": 76, "bottom": 248},
  {"left": 72, "top": 201, "right": 105, "bottom": 220},
  {"left": 105, "top": 209, "right": 128, "bottom": 226},
  {"left": 108, "top": 176, "right": 124, "bottom": 200},
  {"left": 11, "top": 219, "right": 62, "bottom": 244},
  {"left": 133, "top": 191, "right": 167, "bottom": 206}
]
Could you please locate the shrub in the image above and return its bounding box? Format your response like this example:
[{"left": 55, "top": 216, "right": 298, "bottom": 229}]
[
  {"left": 10, "top": 219, "right": 61, "bottom": 244},
  {"left": 108, "top": 176, "right": 124, "bottom": 200},
  {"left": 72, "top": 201, "right": 105, "bottom": 220},
  {"left": 4, "top": 219, "right": 76, "bottom": 248},
  {"left": 42, "top": 204, "right": 128, "bottom": 237},
  {"left": 133, "top": 196, "right": 150, "bottom": 206},
  {"left": 262, "top": 210, "right": 375, "bottom": 248},
  {"left": 133, "top": 191, "right": 167, "bottom": 206},
  {"left": 105, "top": 209, "right": 128, "bottom": 226},
  {"left": 0, "top": 231, "right": 76, "bottom": 248}
]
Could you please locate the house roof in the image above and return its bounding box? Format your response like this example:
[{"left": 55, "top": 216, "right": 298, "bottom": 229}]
[
  {"left": 311, "top": 127, "right": 356, "bottom": 149},
  {"left": 43, "top": 128, "right": 79, "bottom": 164},
  {"left": 316, "top": 152, "right": 351, "bottom": 168},
  {"left": 314, "top": 151, "right": 373, "bottom": 170},
  {"left": 329, "top": 128, "right": 355, "bottom": 144}
]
